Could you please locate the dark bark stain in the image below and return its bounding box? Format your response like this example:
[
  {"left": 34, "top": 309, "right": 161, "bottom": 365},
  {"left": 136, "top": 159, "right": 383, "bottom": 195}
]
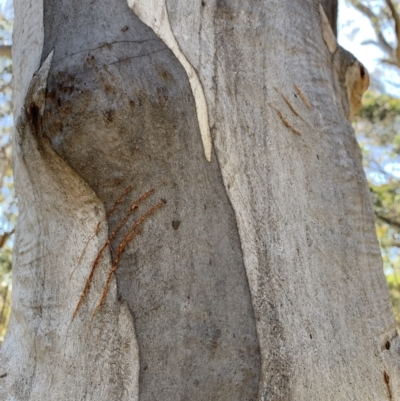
[
  {"left": 384, "top": 371, "right": 393, "bottom": 401},
  {"left": 27, "top": 103, "right": 41, "bottom": 137}
]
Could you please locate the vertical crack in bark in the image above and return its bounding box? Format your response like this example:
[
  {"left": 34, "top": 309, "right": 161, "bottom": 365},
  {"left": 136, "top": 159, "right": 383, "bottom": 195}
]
[{"left": 384, "top": 371, "right": 393, "bottom": 401}]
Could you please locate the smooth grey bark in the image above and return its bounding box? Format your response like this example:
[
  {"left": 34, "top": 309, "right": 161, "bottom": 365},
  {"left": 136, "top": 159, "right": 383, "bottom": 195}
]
[{"left": 1, "top": 0, "right": 400, "bottom": 400}]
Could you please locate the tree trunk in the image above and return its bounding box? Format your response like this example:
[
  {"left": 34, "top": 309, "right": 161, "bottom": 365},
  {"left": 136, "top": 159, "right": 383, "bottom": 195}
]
[{"left": 1, "top": 0, "right": 399, "bottom": 400}]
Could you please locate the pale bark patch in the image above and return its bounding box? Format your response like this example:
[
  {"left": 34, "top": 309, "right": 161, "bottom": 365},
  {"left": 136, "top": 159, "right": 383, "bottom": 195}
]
[
  {"left": 319, "top": 3, "right": 338, "bottom": 54},
  {"left": 26, "top": 51, "right": 53, "bottom": 116},
  {"left": 118, "top": 302, "right": 140, "bottom": 401},
  {"left": 127, "top": 0, "right": 212, "bottom": 162},
  {"left": 12, "top": 0, "right": 44, "bottom": 119},
  {"left": 345, "top": 60, "right": 370, "bottom": 120}
]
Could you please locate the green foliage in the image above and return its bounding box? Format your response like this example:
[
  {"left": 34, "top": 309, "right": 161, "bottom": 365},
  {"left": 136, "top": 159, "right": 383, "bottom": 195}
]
[
  {"left": 386, "top": 273, "right": 400, "bottom": 327},
  {"left": 0, "top": 0, "right": 13, "bottom": 345},
  {"left": 0, "top": 242, "right": 11, "bottom": 342}
]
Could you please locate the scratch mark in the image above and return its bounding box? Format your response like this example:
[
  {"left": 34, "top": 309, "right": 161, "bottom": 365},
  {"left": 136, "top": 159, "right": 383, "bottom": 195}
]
[
  {"left": 70, "top": 222, "right": 102, "bottom": 281},
  {"left": 70, "top": 186, "right": 134, "bottom": 281},
  {"left": 294, "top": 84, "right": 312, "bottom": 110},
  {"left": 92, "top": 200, "right": 165, "bottom": 317},
  {"left": 106, "top": 185, "right": 133, "bottom": 218},
  {"left": 269, "top": 104, "right": 302, "bottom": 136},
  {"left": 72, "top": 189, "right": 154, "bottom": 320},
  {"left": 92, "top": 228, "right": 143, "bottom": 318},
  {"left": 52, "top": 39, "right": 159, "bottom": 65},
  {"left": 109, "top": 48, "right": 169, "bottom": 65},
  {"left": 274, "top": 87, "right": 306, "bottom": 122}
]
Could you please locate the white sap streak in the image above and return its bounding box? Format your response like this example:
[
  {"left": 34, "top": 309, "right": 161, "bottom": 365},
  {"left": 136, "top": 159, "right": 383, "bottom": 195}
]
[{"left": 127, "top": 0, "right": 213, "bottom": 162}]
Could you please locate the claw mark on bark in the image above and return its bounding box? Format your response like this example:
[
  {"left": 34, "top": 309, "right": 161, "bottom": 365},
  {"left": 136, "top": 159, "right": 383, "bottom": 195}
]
[
  {"left": 274, "top": 87, "right": 306, "bottom": 123},
  {"left": 70, "top": 221, "right": 103, "bottom": 280},
  {"left": 319, "top": 3, "right": 337, "bottom": 54},
  {"left": 294, "top": 84, "right": 312, "bottom": 110},
  {"left": 106, "top": 186, "right": 134, "bottom": 218},
  {"left": 72, "top": 189, "right": 162, "bottom": 320},
  {"left": 70, "top": 186, "right": 134, "bottom": 280},
  {"left": 127, "top": 0, "right": 213, "bottom": 162},
  {"left": 92, "top": 201, "right": 165, "bottom": 317},
  {"left": 269, "top": 103, "right": 302, "bottom": 136}
]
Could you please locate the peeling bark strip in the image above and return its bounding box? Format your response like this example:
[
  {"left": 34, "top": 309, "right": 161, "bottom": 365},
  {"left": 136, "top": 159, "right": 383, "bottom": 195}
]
[
  {"left": 319, "top": 3, "right": 338, "bottom": 54},
  {"left": 37, "top": 0, "right": 261, "bottom": 400},
  {"left": 320, "top": 0, "right": 338, "bottom": 36},
  {"left": 127, "top": 0, "right": 213, "bottom": 162},
  {"left": 345, "top": 60, "right": 370, "bottom": 120}
]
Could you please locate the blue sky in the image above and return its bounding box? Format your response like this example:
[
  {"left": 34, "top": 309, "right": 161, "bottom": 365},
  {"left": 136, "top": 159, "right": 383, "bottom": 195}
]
[{"left": 338, "top": 0, "right": 400, "bottom": 97}]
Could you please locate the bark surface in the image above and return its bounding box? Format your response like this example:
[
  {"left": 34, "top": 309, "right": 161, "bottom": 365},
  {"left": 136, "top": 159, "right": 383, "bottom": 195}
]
[{"left": 1, "top": 0, "right": 399, "bottom": 400}]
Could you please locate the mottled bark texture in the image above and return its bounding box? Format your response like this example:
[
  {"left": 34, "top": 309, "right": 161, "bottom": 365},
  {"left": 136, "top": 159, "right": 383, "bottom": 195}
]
[{"left": 1, "top": 0, "right": 399, "bottom": 400}]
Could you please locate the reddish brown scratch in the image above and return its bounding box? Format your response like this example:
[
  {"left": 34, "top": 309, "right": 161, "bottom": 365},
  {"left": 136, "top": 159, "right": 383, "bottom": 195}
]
[
  {"left": 92, "top": 228, "right": 143, "bottom": 318},
  {"left": 106, "top": 185, "right": 133, "bottom": 218},
  {"left": 269, "top": 104, "right": 302, "bottom": 136},
  {"left": 71, "top": 187, "right": 133, "bottom": 281},
  {"left": 122, "top": 201, "right": 165, "bottom": 244},
  {"left": 70, "top": 221, "right": 103, "bottom": 280},
  {"left": 92, "top": 201, "right": 165, "bottom": 317},
  {"left": 72, "top": 189, "right": 154, "bottom": 320},
  {"left": 294, "top": 84, "right": 312, "bottom": 110},
  {"left": 92, "top": 202, "right": 164, "bottom": 317},
  {"left": 274, "top": 87, "right": 305, "bottom": 121}
]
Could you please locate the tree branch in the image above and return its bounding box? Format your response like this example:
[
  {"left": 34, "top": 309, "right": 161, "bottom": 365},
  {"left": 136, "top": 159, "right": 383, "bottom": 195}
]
[
  {"left": 385, "top": 0, "right": 400, "bottom": 66},
  {"left": 350, "top": 0, "right": 394, "bottom": 56},
  {"left": 376, "top": 213, "right": 400, "bottom": 230},
  {"left": 0, "top": 230, "right": 14, "bottom": 249},
  {"left": 0, "top": 45, "right": 11, "bottom": 58},
  {"left": 369, "top": 159, "right": 400, "bottom": 183}
]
